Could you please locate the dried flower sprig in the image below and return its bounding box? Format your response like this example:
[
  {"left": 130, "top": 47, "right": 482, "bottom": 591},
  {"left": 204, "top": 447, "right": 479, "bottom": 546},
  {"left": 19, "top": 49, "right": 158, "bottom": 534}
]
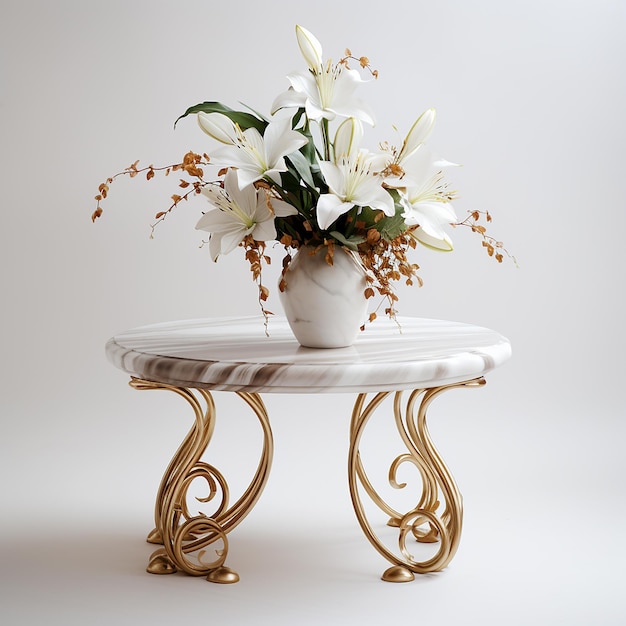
[
  {"left": 456, "top": 210, "right": 518, "bottom": 266},
  {"left": 92, "top": 151, "right": 211, "bottom": 233},
  {"left": 242, "top": 235, "right": 273, "bottom": 334},
  {"left": 340, "top": 49, "right": 379, "bottom": 79}
]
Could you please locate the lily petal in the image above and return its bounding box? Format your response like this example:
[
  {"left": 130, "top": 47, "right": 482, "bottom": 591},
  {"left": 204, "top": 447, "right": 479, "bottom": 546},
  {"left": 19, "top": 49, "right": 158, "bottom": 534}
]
[
  {"left": 319, "top": 161, "right": 345, "bottom": 197},
  {"left": 196, "top": 208, "right": 239, "bottom": 232},
  {"left": 316, "top": 194, "right": 355, "bottom": 230},
  {"left": 226, "top": 170, "right": 258, "bottom": 215},
  {"left": 402, "top": 198, "right": 457, "bottom": 225},
  {"left": 251, "top": 216, "right": 277, "bottom": 242},
  {"left": 219, "top": 226, "right": 253, "bottom": 255},
  {"left": 199, "top": 218, "right": 250, "bottom": 260},
  {"left": 355, "top": 185, "right": 395, "bottom": 216},
  {"left": 401, "top": 197, "right": 456, "bottom": 252},
  {"left": 263, "top": 116, "right": 308, "bottom": 167},
  {"left": 269, "top": 196, "right": 299, "bottom": 218},
  {"left": 233, "top": 166, "right": 266, "bottom": 190},
  {"left": 412, "top": 227, "right": 454, "bottom": 252},
  {"left": 398, "top": 147, "right": 458, "bottom": 190},
  {"left": 324, "top": 68, "right": 376, "bottom": 125},
  {"left": 271, "top": 87, "right": 307, "bottom": 115}
]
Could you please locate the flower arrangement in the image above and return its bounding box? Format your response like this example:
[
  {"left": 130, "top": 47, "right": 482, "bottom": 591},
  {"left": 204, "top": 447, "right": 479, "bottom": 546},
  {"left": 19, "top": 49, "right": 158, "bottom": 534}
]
[{"left": 93, "top": 25, "right": 511, "bottom": 325}]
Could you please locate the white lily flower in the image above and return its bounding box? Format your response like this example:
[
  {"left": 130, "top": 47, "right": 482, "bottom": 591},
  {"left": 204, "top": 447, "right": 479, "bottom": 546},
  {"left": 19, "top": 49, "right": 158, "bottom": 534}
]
[
  {"left": 272, "top": 65, "right": 375, "bottom": 126},
  {"left": 400, "top": 148, "right": 458, "bottom": 251},
  {"left": 317, "top": 149, "right": 394, "bottom": 230},
  {"left": 197, "top": 113, "right": 308, "bottom": 189},
  {"left": 271, "top": 28, "right": 375, "bottom": 125},
  {"left": 295, "top": 25, "right": 323, "bottom": 72},
  {"left": 196, "top": 169, "right": 297, "bottom": 260}
]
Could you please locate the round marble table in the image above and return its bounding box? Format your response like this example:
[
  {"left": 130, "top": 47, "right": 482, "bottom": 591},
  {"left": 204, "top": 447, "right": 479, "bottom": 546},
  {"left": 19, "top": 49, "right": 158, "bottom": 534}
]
[{"left": 106, "top": 316, "right": 511, "bottom": 583}]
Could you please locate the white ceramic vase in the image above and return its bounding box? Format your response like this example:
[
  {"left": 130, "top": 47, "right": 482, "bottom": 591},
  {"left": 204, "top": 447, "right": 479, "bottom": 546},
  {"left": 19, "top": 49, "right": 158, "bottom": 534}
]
[{"left": 278, "top": 246, "right": 368, "bottom": 349}]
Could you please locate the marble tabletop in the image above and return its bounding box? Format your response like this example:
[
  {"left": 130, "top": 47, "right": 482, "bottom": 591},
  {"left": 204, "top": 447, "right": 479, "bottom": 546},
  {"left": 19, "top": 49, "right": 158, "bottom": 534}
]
[{"left": 105, "top": 316, "right": 511, "bottom": 394}]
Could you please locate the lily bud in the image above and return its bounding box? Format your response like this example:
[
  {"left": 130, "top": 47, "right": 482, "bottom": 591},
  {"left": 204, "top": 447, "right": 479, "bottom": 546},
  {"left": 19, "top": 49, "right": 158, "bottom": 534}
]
[
  {"left": 399, "top": 108, "right": 436, "bottom": 161},
  {"left": 197, "top": 112, "right": 239, "bottom": 145},
  {"left": 295, "top": 25, "right": 323, "bottom": 71},
  {"left": 333, "top": 117, "right": 363, "bottom": 160}
]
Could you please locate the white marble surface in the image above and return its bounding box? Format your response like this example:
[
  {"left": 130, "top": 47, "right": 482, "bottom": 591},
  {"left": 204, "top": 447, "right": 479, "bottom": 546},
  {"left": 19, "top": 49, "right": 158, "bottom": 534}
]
[{"left": 105, "top": 316, "right": 511, "bottom": 393}]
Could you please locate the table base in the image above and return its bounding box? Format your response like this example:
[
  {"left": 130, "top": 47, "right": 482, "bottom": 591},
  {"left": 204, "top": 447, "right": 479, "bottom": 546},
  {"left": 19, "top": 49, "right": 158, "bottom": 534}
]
[
  {"left": 128, "top": 376, "right": 485, "bottom": 583},
  {"left": 129, "top": 378, "right": 273, "bottom": 584}
]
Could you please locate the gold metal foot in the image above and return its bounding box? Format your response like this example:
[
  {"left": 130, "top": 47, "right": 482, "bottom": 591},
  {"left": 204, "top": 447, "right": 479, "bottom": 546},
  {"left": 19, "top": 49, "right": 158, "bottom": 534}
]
[
  {"left": 206, "top": 566, "right": 240, "bottom": 584},
  {"left": 146, "top": 528, "right": 163, "bottom": 544},
  {"left": 382, "top": 566, "right": 415, "bottom": 583},
  {"left": 147, "top": 551, "right": 177, "bottom": 575},
  {"left": 417, "top": 527, "right": 440, "bottom": 543}
]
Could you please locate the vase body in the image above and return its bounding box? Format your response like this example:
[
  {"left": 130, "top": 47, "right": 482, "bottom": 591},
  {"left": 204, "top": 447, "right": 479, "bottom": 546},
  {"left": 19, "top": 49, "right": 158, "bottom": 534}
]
[{"left": 278, "top": 246, "right": 368, "bottom": 349}]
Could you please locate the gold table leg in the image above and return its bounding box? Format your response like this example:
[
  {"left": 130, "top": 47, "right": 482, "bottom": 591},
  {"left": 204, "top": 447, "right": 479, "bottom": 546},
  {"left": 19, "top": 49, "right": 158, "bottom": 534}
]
[
  {"left": 129, "top": 378, "right": 273, "bottom": 583},
  {"left": 348, "top": 378, "right": 486, "bottom": 582}
]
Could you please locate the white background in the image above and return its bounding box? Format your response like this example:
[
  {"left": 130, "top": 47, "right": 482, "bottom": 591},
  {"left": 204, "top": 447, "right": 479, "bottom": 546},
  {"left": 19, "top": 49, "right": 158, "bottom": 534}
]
[{"left": 1, "top": 0, "right": 624, "bottom": 624}]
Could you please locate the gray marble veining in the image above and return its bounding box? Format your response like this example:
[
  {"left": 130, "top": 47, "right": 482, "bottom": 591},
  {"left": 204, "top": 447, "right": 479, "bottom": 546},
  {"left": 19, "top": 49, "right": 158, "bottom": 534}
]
[{"left": 105, "top": 316, "right": 512, "bottom": 393}]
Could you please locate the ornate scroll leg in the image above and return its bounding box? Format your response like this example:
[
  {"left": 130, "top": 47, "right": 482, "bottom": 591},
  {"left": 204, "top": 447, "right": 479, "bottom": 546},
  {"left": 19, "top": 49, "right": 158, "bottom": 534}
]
[
  {"left": 348, "top": 378, "right": 486, "bottom": 582},
  {"left": 129, "top": 378, "right": 273, "bottom": 583}
]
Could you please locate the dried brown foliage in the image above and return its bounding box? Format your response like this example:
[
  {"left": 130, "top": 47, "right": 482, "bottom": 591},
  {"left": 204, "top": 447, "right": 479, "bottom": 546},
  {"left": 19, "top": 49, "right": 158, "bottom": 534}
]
[
  {"left": 242, "top": 235, "right": 273, "bottom": 334},
  {"left": 339, "top": 52, "right": 379, "bottom": 79},
  {"left": 357, "top": 229, "right": 423, "bottom": 320},
  {"left": 456, "top": 210, "right": 517, "bottom": 266}
]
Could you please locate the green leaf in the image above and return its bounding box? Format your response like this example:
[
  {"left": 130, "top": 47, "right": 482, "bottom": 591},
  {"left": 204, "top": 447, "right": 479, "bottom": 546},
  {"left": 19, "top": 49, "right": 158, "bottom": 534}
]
[
  {"left": 237, "top": 101, "right": 271, "bottom": 123},
  {"left": 174, "top": 101, "right": 266, "bottom": 132},
  {"left": 277, "top": 218, "right": 302, "bottom": 240},
  {"left": 310, "top": 165, "right": 326, "bottom": 191},
  {"left": 359, "top": 191, "right": 408, "bottom": 241},
  {"left": 291, "top": 107, "right": 307, "bottom": 130},
  {"left": 329, "top": 231, "right": 365, "bottom": 251},
  {"left": 378, "top": 213, "right": 407, "bottom": 241},
  {"left": 279, "top": 168, "right": 305, "bottom": 196},
  {"left": 286, "top": 149, "right": 316, "bottom": 189},
  {"left": 294, "top": 115, "right": 318, "bottom": 164}
]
